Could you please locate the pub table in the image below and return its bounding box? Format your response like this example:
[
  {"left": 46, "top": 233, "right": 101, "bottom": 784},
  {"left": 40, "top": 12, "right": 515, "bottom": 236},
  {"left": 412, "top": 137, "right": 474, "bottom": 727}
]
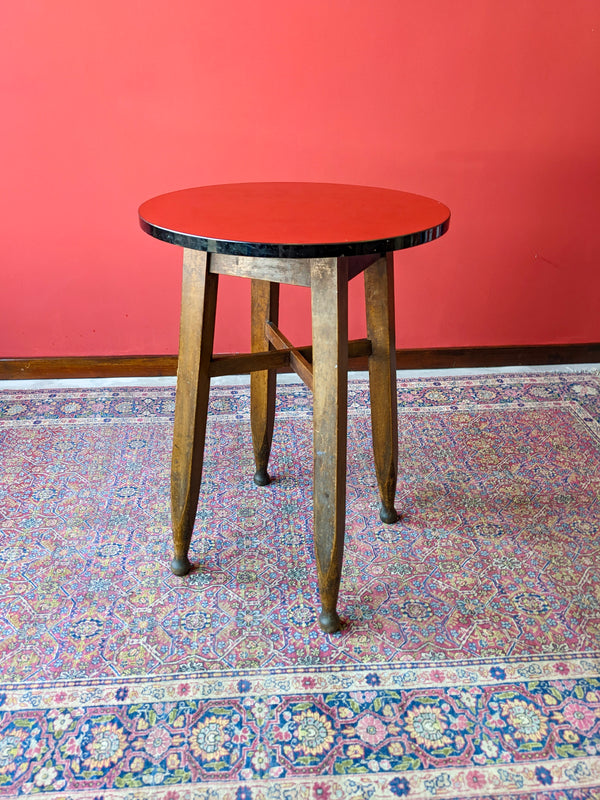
[{"left": 139, "top": 182, "right": 450, "bottom": 632}]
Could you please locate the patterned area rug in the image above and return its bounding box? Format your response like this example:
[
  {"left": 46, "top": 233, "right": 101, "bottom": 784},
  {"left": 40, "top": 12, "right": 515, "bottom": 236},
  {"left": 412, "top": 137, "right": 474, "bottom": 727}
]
[{"left": 0, "top": 371, "right": 599, "bottom": 798}]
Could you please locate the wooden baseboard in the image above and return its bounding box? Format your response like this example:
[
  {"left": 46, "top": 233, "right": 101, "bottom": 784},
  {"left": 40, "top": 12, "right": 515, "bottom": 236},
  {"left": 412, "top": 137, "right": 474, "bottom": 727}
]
[
  {"left": 0, "top": 344, "right": 599, "bottom": 381},
  {"left": 393, "top": 343, "right": 600, "bottom": 371},
  {"left": 0, "top": 356, "right": 178, "bottom": 380}
]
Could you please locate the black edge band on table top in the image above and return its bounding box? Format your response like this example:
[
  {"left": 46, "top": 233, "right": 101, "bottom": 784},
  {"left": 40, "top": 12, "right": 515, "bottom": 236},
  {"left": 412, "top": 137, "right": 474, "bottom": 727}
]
[{"left": 138, "top": 217, "right": 450, "bottom": 259}]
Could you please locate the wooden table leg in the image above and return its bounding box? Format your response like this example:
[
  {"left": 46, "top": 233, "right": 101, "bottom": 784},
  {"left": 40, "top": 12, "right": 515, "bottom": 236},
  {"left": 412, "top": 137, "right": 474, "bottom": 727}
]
[
  {"left": 170, "top": 249, "right": 219, "bottom": 576},
  {"left": 250, "top": 279, "right": 280, "bottom": 486},
  {"left": 310, "top": 257, "right": 349, "bottom": 633},
  {"left": 364, "top": 253, "right": 399, "bottom": 524}
]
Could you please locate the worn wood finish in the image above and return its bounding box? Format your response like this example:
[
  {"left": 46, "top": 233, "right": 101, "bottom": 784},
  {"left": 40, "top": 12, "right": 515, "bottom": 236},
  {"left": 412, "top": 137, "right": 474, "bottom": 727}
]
[
  {"left": 338, "top": 338, "right": 373, "bottom": 362},
  {"left": 251, "top": 280, "right": 280, "bottom": 486},
  {"left": 170, "top": 249, "right": 219, "bottom": 576},
  {"left": 265, "top": 322, "right": 314, "bottom": 391},
  {"left": 209, "top": 349, "right": 290, "bottom": 377},
  {"left": 364, "top": 254, "right": 399, "bottom": 524},
  {"left": 210, "top": 254, "right": 311, "bottom": 287},
  {"left": 208, "top": 337, "right": 372, "bottom": 377},
  {"left": 310, "top": 257, "right": 349, "bottom": 633}
]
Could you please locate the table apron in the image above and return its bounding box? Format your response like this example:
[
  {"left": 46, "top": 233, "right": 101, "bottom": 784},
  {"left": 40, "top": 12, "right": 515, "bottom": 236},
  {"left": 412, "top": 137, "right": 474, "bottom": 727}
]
[{"left": 206, "top": 252, "right": 382, "bottom": 287}]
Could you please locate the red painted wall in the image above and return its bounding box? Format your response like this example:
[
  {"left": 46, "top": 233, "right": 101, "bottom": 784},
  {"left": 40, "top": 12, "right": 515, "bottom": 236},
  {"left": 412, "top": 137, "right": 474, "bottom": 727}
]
[{"left": 1, "top": 1, "right": 599, "bottom": 358}]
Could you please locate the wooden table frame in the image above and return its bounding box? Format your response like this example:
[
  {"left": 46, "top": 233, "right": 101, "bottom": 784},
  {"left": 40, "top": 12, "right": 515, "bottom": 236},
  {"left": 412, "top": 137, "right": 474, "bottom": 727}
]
[{"left": 170, "top": 249, "right": 398, "bottom": 633}]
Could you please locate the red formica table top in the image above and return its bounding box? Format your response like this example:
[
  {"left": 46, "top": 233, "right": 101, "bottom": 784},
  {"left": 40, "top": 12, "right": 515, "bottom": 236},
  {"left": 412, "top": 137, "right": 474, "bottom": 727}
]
[{"left": 139, "top": 182, "right": 450, "bottom": 259}]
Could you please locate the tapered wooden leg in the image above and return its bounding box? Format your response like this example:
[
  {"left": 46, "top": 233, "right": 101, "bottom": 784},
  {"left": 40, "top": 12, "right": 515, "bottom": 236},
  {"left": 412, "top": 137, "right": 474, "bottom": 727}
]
[
  {"left": 170, "top": 249, "right": 219, "bottom": 576},
  {"left": 364, "top": 253, "right": 399, "bottom": 524},
  {"left": 310, "top": 257, "right": 349, "bottom": 633},
  {"left": 250, "top": 280, "right": 280, "bottom": 486}
]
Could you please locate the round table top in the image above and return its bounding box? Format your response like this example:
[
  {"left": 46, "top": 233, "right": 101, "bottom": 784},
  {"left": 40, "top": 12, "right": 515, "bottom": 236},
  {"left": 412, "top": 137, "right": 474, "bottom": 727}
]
[{"left": 139, "top": 182, "right": 450, "bottom": 259}]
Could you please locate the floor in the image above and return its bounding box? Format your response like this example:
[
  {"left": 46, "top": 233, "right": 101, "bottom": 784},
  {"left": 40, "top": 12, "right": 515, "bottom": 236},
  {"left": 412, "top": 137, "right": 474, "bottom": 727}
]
[
  {"left": 1, "top": 363, "right": 598, "bottom": 391},
  {"left": 3, "top": 367, "right": 599, "bottom": 796}
]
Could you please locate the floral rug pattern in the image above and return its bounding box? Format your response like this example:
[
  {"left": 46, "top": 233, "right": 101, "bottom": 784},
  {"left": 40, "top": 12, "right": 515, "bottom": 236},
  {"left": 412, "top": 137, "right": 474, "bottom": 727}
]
[{"left": 0, "top": 371, "right": 599, "bottom": 798}]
